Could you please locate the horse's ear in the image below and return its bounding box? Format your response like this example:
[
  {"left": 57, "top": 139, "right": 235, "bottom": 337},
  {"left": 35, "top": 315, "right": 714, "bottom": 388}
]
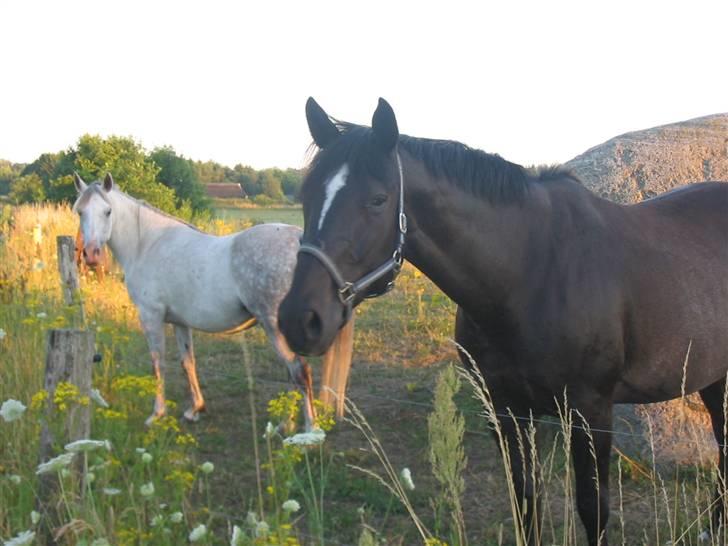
[
  {"left": 371, "top": 98, "right": 399, "bottom": 153},
  {"left": 103, "top": 173, "right": 115, "bottom": 192},
  {"left": 306, "top": 97, "right": 340, "bottom": 149},
  {"left": 73, "top": 172, "right": 87, "bottom": 193}
]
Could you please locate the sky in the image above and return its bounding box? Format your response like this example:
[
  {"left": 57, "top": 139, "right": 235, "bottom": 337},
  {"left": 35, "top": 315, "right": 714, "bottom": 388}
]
[{"left": 1, "top": 0, "right": 726, "bottom": 171}]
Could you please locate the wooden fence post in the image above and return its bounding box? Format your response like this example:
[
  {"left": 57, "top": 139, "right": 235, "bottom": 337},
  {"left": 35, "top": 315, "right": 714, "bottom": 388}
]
[
  {"left": 37, "top": 329, "right": 95, "bottom": 535},
  {"left": 56, "top": 235, "right": 85, "bottom": 324},
  {"left": 56, "top": 236, "right": 78, "bottom": 305}
]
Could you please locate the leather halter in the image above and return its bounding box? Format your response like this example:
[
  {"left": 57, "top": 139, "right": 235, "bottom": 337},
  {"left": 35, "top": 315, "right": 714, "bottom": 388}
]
[{"left": 298, "top": 150, "right": 407, "bottom": 321}]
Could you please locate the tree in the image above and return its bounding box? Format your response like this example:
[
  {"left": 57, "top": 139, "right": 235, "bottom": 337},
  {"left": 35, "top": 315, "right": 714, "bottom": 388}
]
[
  {"left": 9, "top": 174, "right": 45, "bottom": 203},
  {"left": 68, "top": 135, "right": 177, "bottom": 213},
  {"left": 150, "top": 146, "right": 210, "bottom": 213},
  {"left": 257, "top": 169, "right": 284, "bottom": 201},
  {"left": 280, "top": 168, "right": 303, "bottom": 200},
  {"left": 233, "top": 164, "right": 259, "bottom": 196},
  {"left": 0, "top": 160, "right": 23, "bottom": 195}
]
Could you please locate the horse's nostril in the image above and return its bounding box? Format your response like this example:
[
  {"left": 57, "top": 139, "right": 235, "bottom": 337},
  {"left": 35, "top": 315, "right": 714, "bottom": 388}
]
[
  {"left": 303, "top": 310, "right": 323, "bottom": 342},
  {"left": 93, "top": 248, "right": 101, "bottom": 256},
  {"left": 83, "top": 249, "right": 88, "bottom": 257}
]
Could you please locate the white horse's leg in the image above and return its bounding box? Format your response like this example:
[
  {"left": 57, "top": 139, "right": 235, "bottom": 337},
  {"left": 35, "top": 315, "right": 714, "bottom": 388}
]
[
  {"left": 261, "top": 320, "right": 317, "bottom": 432},
  {"left": 174, "top": 325, "right": 206, "bottom": 422},
  {"left": 140, "top": 315, "right": 167, "bottom": 426}
]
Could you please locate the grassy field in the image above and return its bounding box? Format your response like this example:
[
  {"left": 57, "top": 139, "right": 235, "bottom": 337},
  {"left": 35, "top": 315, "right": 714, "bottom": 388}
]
[
  {"left": 212, "top": 203, "right": 303, "bottom": 228},
  {"left": 0, "top": 203, "right": 724, "bottom": 545}
]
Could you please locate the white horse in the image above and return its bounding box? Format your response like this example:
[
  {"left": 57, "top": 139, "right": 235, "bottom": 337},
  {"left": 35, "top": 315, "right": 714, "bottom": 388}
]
[{"left": 72, "top": 173, "right": 353, "bottom": 428}]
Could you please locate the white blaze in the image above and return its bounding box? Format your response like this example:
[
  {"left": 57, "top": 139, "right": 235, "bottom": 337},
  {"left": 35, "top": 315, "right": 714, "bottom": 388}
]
[{"left": 317, "top": 164, "right": 349, "bottom": 231}]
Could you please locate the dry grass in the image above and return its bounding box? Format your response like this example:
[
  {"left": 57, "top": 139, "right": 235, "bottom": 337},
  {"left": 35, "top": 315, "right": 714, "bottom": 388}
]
[{"left": 1, "top": 202, "right": 726, "bottom": 545}]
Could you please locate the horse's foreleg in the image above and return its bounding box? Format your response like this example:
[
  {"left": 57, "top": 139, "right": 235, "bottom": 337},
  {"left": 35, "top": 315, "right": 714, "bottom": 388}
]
[
  {"left": 699, "top": 378, "right": 728, "bottom": 535},
  {"left": 498, "top": 415, "right": 541, "bottom": 546},
  {"left": 571, "top": 403, "right": 612, "bottom": 546},
  {"left": 141, "top": 317, "right": 167, "bottom": 426},
  {"left": 263, "top": 321, "right": 317, "bottom": 432},
  {"left": 175, "top": 325, "right": 205, "bottom": 422}
]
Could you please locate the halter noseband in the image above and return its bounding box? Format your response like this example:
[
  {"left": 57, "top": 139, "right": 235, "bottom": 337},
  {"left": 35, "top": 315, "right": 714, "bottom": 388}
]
[{"left": 298, "top": 150, "right": 407, "bottom": 321}]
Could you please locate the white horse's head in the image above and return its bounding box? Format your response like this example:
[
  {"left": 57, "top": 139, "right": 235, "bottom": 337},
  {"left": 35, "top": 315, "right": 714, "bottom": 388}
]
[{"left": 72, "top": 172, "right": 115, "bottom": 267}]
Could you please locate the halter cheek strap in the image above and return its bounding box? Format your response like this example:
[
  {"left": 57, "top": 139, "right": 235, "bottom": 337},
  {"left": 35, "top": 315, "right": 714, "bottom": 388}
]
[{"left": 298, "top": 150, "right": 407, "bottom": 321}]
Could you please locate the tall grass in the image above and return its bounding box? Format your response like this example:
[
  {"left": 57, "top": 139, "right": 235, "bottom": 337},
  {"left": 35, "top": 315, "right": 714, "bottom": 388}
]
[{"left": 2, "top": 202, "right": 727, "bottom": 545}]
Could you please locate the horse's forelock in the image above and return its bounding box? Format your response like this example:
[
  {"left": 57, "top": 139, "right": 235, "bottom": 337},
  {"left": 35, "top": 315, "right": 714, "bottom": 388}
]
[{"left": 72, "top": 183, "right": 112, "bottom": 213}]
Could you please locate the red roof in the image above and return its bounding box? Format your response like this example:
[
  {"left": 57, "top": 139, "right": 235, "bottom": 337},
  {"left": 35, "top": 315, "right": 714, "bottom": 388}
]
[{"left": 205, "top": 183, "right": 245, "bottom": 198}]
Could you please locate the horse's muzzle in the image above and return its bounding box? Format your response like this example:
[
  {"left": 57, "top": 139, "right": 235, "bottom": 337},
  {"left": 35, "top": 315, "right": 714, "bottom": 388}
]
[{"left": 83, "top": 245, "right": 102, "bottom": 267}]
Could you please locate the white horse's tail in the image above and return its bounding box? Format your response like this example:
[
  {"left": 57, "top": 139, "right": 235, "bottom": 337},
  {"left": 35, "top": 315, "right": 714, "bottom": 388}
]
[{"left": 319, "top": 317, "right": 355, "bottom": 418}]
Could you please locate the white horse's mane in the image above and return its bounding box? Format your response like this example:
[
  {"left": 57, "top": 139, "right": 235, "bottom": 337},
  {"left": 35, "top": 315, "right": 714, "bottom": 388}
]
[{"left": 78, "top": 181, "right": 204, "bottom": 233}]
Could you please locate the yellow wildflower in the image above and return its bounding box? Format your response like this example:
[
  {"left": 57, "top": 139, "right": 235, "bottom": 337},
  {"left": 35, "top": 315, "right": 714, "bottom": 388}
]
[
  {"left": 267, "top": 391, "right": 302, "bottom": 422},
  {"left": 30, "top": 390, "right": 48, "bottom": 411},
  {"left": 313, "top": 399, "right": 336, "bottom": 432}
]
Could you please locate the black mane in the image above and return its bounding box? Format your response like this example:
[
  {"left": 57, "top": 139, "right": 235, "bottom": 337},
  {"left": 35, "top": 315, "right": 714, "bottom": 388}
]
[{"left": 303, "top": 122, "right": 578, "bottom": 205}]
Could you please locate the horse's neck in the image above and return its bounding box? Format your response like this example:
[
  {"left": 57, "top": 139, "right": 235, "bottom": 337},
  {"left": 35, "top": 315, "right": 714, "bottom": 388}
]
[
  {"left": 107, "top": 192, "right": 179, "bottom": 272},
  {"left": 403, "top": 160, "right": 567, "bottom": 311}
]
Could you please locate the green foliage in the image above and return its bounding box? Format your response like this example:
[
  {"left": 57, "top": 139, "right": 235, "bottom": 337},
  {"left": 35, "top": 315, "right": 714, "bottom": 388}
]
[
  {"left": 280, "top": 168, "right": 303, "bottom": 197},
  {"left": 9, "top": 174, "right": 46, "bottom": 204},
  {"left": 0, "top": 160, "right": 23, "bottom": 195},
  {"left": 150, "top": 146, "right": 210, "bottom": 213},
  {"left": 428, "top": 365, "right": 467, "bottom": 545},
  {"left": 73, "top": 135, "right": 178, "bottom": 214},
  {"left": 20, "top": 151, "right": 76, "bottom": 201},
  {"left": 257, "top": 170, "right": 284, "bottom": 200},
  {"left": 193, "top": 160, "right": 302, "bottom": 203},
  {"left": 233, "top": 164, "right": 259, "bottom": 196}
]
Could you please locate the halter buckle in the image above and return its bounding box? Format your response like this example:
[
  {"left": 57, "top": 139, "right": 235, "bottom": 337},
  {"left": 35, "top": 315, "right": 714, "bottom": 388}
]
[
  {"left": 399, "top": 212, "right": 408, "bottom": 234},
  {"left": 338, "top": 282, "right": 356, "bottom": 305}
]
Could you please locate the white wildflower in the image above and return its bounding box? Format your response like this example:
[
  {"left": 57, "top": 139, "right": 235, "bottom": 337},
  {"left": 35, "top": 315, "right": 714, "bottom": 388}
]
[
  {"left": 170, "top": 511, "right": 184, "bottom": 524},
  {"left": 255, "top": 520, "right": 269, "bottom": 537},
  {"left": 139, "top": 482, "right": 155, "bottom": 497},
  {"left": 91, "top": 539, "right": 111, "bottom": 546},
  {"left": 282, "top": 429, "right": 326, "bottom": 447},
  {"left": 282, "top": 499, "right": 300, "bottom": 513},
  {"left": 9, "top": 474, "right": 22, "bottom": 485},
  {"left": 699, "top": 530, "right": 711, "bottom": 542},
  {"left": 141, "top": 452, "right": 153, "bottom": 464},
  {"left": 36, "top": 452, "right": 75, "bottom": 475},
  {"left": 263, "top": 421, "right": 275, "bottom": 439},
  {"left": 86, "top": 472, "right": 95, "bottom": 484},
  {"left": 151, "top": 514, "right": 165, "bottom": 527},
  {"left": 401, "top": 467, "right": 415, "bottom": 491},
  {"left": 245, "top": 511, "right": 258, "bottom": 526},
  {"left": 189, "top": 524, "right": 207, "bottom": 542},
  {"left": 135, "top": 447, "right": 146, "bottom": 454},
  {"left": 60, "top": 468, "right": 71, "bottom": 478},
  {"left": 1, "top": 399, "right": 27, "bottom": 422},
  {"left": 3, "top": 529, "right": 35, "bottom": 546},
  {"left": 89, "top": 388, "right": 109, "bottom": 408},
  {"left": 103, "top": 487, "right": 121, "bottom": 496},
  {"left": 65, "top": 439, "right": 111, "bottom": 453},
  {"left": 30, "top": 510, "right": 40, "bottom": 525},
  {"left": 200, "top": 461, "right": 214, "bottom": 474},
  {"left": 231, "top": 525, "right": 244, "bottom": 546},
  {"left": 0, "top": 328, "right": 6, "bottom": 341},
  {"left": 36, "top": 312, "right": 47, "bottom": 319}
]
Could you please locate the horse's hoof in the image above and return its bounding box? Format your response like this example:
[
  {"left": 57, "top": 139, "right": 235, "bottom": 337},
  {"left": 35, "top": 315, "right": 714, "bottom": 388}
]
[
  {"left": 144, "top": 413, "right": 165, "bottom": 427},
  {"left": 184, "top": 409, "right": 201, "bottom": 422}
]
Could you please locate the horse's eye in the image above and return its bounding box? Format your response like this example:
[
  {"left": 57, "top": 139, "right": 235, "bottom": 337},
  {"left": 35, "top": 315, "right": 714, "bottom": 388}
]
[
  {"left": 105, "top": 209, "right": 112, "bottom": 217},
  {"left": 369, "top": 194, "right": 388, "bottom": 208}
]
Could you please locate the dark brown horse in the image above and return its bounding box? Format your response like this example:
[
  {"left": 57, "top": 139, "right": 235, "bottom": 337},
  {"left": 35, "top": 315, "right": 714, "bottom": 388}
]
[{"left": 278, "top": 98, "right": 728, "bottom": 545}]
